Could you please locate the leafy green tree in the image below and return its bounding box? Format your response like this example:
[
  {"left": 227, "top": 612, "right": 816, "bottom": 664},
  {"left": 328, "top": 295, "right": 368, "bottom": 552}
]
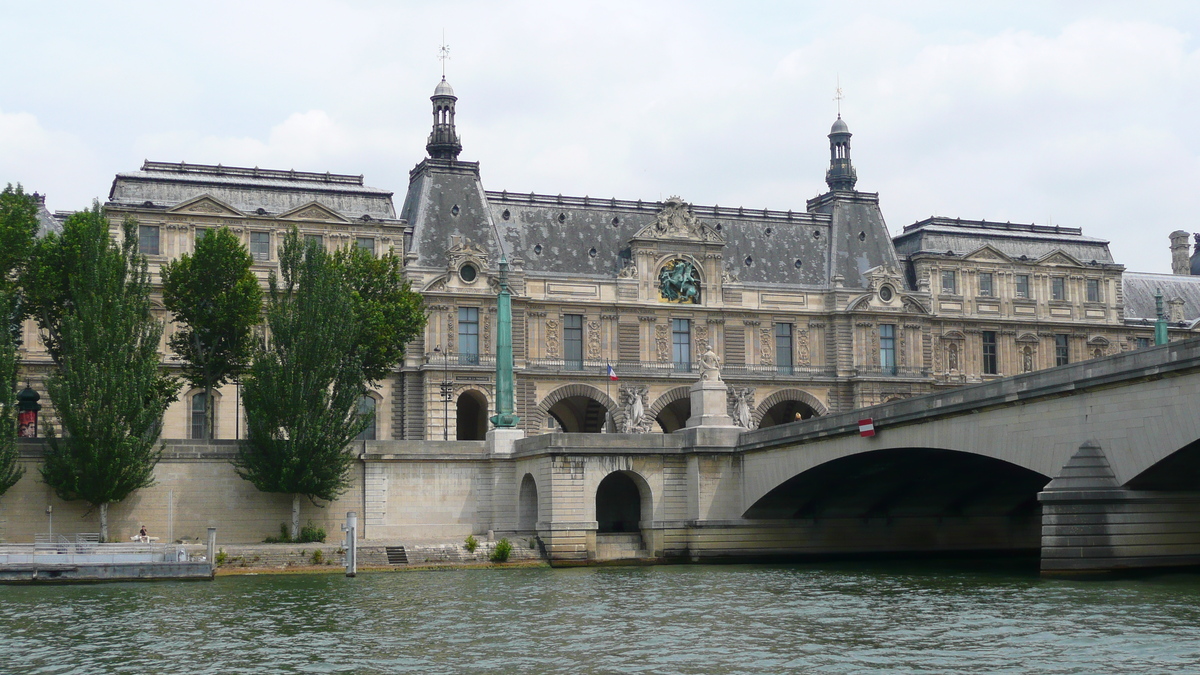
[
  {"left": 26, "top": 205, "right": 178, "bottom": 540},
  {"left": 0, "top": 185, "right": 42, "bottom": 497},
  {"left": 235, "top": 230, "right": 370, "bottom": 539},
  {"left": 332, "top": 244, "right": 426, "bottom": 383},
  {"left": 0, "top": 298, "right": 23, "bottom": 497},
  {"left": 161, "top": 227, "right": 262, "bottom": 439}
]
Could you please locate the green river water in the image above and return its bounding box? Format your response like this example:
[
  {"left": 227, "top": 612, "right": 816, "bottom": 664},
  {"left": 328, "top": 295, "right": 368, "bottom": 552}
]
[{"left": 2, "top": 561, "right": 1199, "bottom": 674}]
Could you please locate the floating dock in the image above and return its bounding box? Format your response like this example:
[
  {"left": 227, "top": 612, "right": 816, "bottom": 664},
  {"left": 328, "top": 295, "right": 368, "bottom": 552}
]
[{"left": 0, "top": 535, "right": 213, "bottom": 583}]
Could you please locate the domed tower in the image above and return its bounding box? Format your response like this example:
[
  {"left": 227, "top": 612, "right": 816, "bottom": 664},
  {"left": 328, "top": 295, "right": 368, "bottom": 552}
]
[
  {"left": 426, "top": 77, "right": 462, "bottom": 160},
  {"left": 825, "top": 115, "right": 857, "bottom": 191}
]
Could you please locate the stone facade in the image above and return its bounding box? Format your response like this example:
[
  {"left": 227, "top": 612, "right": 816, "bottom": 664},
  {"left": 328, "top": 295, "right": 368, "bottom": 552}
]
[{"left": 14, "top": 78, "right": 1200, "bottom": 443}]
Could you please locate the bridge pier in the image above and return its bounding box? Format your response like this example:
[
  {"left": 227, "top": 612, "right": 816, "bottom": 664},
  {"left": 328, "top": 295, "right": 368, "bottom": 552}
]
[{"left": 1040, "top": 442, "right": 1200, "bottom": 574}]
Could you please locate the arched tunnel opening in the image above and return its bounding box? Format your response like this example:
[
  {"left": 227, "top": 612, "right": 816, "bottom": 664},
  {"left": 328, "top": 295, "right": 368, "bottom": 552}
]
[{"left": 744, "top": 448, "right": 1051, "bottom": 558}]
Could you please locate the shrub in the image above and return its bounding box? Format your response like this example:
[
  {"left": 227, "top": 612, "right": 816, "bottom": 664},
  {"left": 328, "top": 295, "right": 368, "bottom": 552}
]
[
  {"left": 310, "top": 549, "right": 324, "bottom": 565},
  {"left": 215, "top": 548, "right": 228, "bottom": 566},
  {"left": 490, "top": 538, "right": 512, "bottom": 563},
  {"left": 464, "top": 534, "right": 478, "bottom": 553},
  {"left": 298, "top": 522, "right": 326, "bottom": 543}
]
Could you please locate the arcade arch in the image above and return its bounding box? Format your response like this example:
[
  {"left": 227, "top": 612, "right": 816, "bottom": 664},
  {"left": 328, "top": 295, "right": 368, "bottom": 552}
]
[
  {"left": 518, "top": 474, "right": 539, "bottom": 531},
  {"left": 595, "top": 471, "right": 652, "bottom": 533},
  {"left": 753, "top": 389, "right": 828, "bottom": 429},
  {"left": 648, "top": 386, "right": 692, "bottom": 433},
  {"left": 456, "top": 390, "right": 489, "bottom": 441},
  {"left": 537, "top": 384, "right": 618, "bottom": 434}
]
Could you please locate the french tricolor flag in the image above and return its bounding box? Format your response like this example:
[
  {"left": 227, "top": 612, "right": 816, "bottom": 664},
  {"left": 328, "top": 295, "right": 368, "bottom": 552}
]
[
  {"left": 607, "top": 364, "right": 619, "bottom": 381},
  {"left": 858, "top": 418, "right": 876, "bottom": 437}
]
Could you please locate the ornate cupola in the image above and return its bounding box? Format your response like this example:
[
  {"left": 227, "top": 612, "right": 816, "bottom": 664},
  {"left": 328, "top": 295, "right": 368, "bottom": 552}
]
[
  {"left": 426, "top": 77, "right": 462, "bottom": 160},
  {"left": 825, "top": 115, "right": 857, "bottom": 191}
]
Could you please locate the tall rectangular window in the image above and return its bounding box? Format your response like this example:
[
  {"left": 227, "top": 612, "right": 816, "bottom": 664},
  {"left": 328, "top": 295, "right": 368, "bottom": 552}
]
[
  {"left": 1055, "top": 334, "right": 1070, "bottom": 366},
  {"left": 139, "top": 225, "right": 160, "bottom": 255},
  {"left": 978, "top": 272, "right": 993, "bottom": 297},
  {"left": 250, "top": 232, "right": 270, "bottom": 261},
  {"left": 941, "top": 271, "right": 957, "bottom": 294},
  {"left": 1015, "top": 274, "right": 1030, "bottom": 298},
  {"left": 1136, "top": 337, "right": 1151, "bottom": 350},
  {"left": 1086, "top": 278, "right": 1100, "bottom": 303},
  {"left": 982, "top": 330, "right": 998, "bottom": 375},
  {"left": 880, "top": 324, "right": 896, "bottom": 374},
  {"left": 458, "top": 307, "right": 479, "bottom": 365},
  {"left": 305, "top": 234, "right": 323, "bottom": 248},
  {"left": 1052, "top": 277, "right": 1066, "bottom": 301},
  {"left": 564, "top": 314, "right": 583, "bottom": 370},
  {"left": 775, "top": 323, "right": 793, "bottom": 375},
  {"left": 190, "top": 393, "right": 207, "bottom": 440},
  {"left": 195, "top": 228, "right": 209, "bottom": 244},
  {"left": 672, "top": 318, "right": 691, "bottom": 373},
  {"left": 356, "top": 237, "right": 375, "bottom": 255}
]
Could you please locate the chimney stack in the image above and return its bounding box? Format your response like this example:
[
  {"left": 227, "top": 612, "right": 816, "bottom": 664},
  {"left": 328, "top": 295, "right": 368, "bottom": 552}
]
[{"left": 1170, "top": 230, "right": 1191, "bottom": 275}]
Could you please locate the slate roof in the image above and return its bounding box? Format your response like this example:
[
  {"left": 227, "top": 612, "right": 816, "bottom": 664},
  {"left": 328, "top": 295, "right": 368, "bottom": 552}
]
[
  {"left": 32, "top": 194, "right": 64, "bottom": 237},
  {"left": 894, "top": 217, "right": 1115, "bottom": 263},
  {"left": 1122, "top": 272, "right": 1200, "bottom": 323},
  {"left": 107, "top": 161, "right": 398, "bottom": 220},
  {"left": 400, "top": 160, "right": 901, "bottom": 290}
]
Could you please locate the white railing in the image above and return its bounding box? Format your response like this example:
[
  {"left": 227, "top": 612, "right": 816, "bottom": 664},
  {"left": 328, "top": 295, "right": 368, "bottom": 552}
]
[{"left": 0, "top": 539, "right": 191, "bottom": 565}]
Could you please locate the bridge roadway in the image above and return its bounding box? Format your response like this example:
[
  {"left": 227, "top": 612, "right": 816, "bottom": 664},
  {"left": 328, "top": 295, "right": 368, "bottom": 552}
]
[{"left": 522, "top": 338, "right": 1200, "bottom": 572}]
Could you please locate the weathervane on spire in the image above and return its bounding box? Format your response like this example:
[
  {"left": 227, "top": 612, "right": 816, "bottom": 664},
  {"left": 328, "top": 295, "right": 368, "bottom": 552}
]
[
  {"left": 438, "top": 32, "right": 450, "bottom": 79},
  {"left": 834, "top": 75, "right": 844, "bottom": 118}
]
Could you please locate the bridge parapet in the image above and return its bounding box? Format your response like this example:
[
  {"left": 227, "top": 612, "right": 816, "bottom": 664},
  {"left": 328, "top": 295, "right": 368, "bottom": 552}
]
[{"left": 739, "top": 337, "right": 1200, "bottom": 454}]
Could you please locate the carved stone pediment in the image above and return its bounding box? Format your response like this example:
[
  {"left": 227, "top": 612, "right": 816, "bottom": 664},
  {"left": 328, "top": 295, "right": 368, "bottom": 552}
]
[
  {"left": 168, "top": 195, "right": 244, "bottom": 217},
  {"left": 278, "top": 201, "right": 349, "bottom": 223},
  {"left": 632, "top": 196, "right": 723, "bottom": 244},
  {"left": 446, "top": 235, "right": 489, "bottom": 273}
]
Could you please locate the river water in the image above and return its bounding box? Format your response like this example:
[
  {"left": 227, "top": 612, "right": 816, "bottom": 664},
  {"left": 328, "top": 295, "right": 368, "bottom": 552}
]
[{"left": 2, "top": 561, "right": 1199, "bottom": 674}]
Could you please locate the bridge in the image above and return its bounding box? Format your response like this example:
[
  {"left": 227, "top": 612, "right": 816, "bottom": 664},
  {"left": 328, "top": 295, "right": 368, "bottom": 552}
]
[{"left": 519, "top": 338, "right": 1200, "bottom": 573}]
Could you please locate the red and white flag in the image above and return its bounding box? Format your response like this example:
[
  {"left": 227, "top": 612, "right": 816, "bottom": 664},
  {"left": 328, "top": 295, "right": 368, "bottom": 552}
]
[
  {"left": 858, "top": 418, "right": 875, "bottom": 437},
  {"left": 607, "top": 364, "right": 619, "bottom": 381}
]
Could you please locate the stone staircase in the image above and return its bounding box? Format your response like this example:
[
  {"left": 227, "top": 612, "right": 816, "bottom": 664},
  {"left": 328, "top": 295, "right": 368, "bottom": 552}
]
[
  {"left": 385, "top": 546, "right": 408, "bottom": 565},
  {"left": 594, "top": 533, "right": 649, "bottom": 561}
]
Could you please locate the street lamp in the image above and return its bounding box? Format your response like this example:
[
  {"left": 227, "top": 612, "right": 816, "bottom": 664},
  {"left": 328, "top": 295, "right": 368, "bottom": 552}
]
[{"left": 433, "top": 344, "right": 452, "bottom": 440}]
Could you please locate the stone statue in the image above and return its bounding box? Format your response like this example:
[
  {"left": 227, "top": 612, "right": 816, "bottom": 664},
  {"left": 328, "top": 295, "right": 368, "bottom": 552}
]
[
  {"left": 699, "top": 348, "right": 721, "bottom": 382},
  {"left": 622, "top": 386, "right": 648, "bottom": 434},
  {"left": 732, "top": 387, "right": 753, "bottom": 429}
]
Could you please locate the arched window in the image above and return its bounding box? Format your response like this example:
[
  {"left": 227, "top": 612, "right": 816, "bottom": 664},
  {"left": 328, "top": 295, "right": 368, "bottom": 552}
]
[
  {"left": 191, "top": 393, "right": 208, "bottom": 440},
  {"left": 355, "top": 395, "right": 377, "bottom": 441}
]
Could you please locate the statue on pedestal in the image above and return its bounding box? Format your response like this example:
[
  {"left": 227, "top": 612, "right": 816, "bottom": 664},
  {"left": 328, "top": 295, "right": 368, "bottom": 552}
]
[{"left": 699, "top": 348, "right": 721, "bottom": 382}]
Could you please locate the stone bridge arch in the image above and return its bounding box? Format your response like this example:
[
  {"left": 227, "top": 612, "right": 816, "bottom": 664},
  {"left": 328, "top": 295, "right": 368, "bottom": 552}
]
[
  {"left": 647, "top": 386, "right": 691, "bottom": 433},
  {"left": 752, "top": 388, "right": 828, "bottom": 429},
  {"left": 536, "top": 384, "right": 619, "bottom": 434}
]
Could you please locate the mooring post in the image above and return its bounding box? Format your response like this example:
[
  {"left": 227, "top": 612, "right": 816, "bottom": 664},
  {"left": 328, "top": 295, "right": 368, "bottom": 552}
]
[
  {"left": 206, "top": 527, "right": 217, "bottom": 573},
  {"left": 345, "top": 512, "right": 357, "bottom": 577}
]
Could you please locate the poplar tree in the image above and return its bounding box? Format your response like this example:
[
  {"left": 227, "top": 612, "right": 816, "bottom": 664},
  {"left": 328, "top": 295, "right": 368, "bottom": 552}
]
[
  {"left": 161, "top": 227, "right": 262, "bottom": 439},
  {"left": 333, "top": 244, "right": 425, "bottom": 384},
  {"left": 235, "top": 230, "right": 369, "bottom": 539},
  {"left": 25, "top": 206, "right": 178, "bottom": 540},
  {"left": 0, "top": 185, "right": 41, "bottom": 497}
]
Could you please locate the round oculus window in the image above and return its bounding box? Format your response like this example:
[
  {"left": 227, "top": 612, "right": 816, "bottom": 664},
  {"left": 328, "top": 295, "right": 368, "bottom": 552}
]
[
  {"left": 459, "top": 264, "right": 478, "bottom": 283},
  {"left": 879, "top": 285, "right": 894, "bottom": 302}
]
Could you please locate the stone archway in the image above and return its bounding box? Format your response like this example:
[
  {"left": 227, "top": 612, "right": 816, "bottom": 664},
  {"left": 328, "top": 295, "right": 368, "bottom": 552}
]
[
  {"left": 518, "top": 473, "right": 539, "bottom": 531},
  {"left": 595, "top": 471, "right": 650, "bottom": 533},
  {"left": 456, "top": 390, "right": 489, "bottom": 440},
  {"left": 536, "top": 384, "right": 619, "bottom": 434},
  {"left": 648, "top": 386, "right": 692, "bottom": 433},
  {"left": 752, "top": 389, "right": 828, "bottom": 429}
]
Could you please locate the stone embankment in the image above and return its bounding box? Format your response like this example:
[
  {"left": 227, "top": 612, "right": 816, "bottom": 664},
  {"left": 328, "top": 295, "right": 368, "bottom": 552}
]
[{"left": 188, "top": 537, "right": 547, "bottom": 573}]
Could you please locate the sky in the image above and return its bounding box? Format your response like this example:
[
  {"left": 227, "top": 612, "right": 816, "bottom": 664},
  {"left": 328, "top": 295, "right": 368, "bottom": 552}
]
[{"left": 2, "top": 1, "right": 1199, "bottom": 274}]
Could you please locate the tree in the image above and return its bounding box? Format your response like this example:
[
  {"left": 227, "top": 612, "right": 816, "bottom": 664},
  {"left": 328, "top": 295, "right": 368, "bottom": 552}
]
[
  {"left": 235, "top": 230, "right": 370, "bottom": 539},
  {"left": 332, "top": 244, "right": 425, "bottom": 383},
  {"left": 25, "top": 205, "right": 178, "bottom": 540},
  {"left": 0, "top": 185, "right": 42, "bottom": 498},
  {"left": 161, "top": 227, "right": 262, "bottom": 439}
]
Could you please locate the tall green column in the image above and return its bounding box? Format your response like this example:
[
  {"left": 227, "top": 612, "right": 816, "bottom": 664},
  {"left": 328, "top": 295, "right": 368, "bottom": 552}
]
[
  {"left": 1155, "top": 287, "right": 1168, "bottom": 346},
  {"left": 490, "top": 256, "right": 519, "bottom": 428}
]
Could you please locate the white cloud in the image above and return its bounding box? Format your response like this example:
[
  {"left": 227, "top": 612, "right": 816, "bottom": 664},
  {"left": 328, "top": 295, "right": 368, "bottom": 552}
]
[{"left": 0, "top": 108, "right": 102, "bottom": 211}]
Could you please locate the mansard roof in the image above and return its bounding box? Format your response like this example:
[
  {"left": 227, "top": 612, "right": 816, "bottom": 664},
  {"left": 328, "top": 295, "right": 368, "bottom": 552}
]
[
  {"left": 894, "top": 217, "right": 1115, "bottom": 264},
  {"left": 107, "top": 161, "right": 399, "bottom": 221},
  {"left": 1123, "top": 272, "right": 1200, "bottom": 324},
  {"left": 484, "top": 191, "right": 834, "bottom": 286}
]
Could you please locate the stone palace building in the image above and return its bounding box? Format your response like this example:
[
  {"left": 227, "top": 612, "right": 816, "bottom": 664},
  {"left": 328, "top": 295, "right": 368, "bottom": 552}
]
[{"left": 18, "top": 77, "right": 1200, "bottom": 441}]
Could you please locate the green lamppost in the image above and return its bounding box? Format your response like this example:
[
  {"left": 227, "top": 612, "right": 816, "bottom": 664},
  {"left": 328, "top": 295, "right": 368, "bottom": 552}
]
[
  {"left": 490, "top": 256, "right": 519, "bottom": 428},
  {"left": 1155, "top": 288, "right": 1168, "bottom": 346}
]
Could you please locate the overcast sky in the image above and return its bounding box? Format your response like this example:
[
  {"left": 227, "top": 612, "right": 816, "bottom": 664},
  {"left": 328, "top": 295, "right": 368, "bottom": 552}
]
[{"left": 2, "top": 1, "right": 1198, "bottom": 273}]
